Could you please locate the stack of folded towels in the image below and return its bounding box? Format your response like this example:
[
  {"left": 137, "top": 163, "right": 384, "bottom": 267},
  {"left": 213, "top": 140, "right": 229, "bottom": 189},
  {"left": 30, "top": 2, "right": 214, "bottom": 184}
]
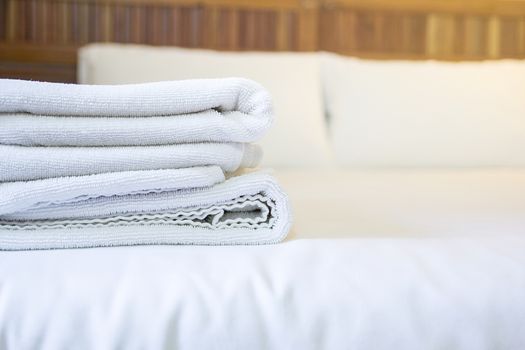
[{"left": 0, "top": 78, "right": 292, "bottom": 250}]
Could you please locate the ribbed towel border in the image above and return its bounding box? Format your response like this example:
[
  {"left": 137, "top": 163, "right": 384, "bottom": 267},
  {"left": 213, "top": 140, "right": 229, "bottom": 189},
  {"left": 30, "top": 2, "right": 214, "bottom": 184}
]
[{"left": 0, "top": 169, "right": 292, "bottom": 250}]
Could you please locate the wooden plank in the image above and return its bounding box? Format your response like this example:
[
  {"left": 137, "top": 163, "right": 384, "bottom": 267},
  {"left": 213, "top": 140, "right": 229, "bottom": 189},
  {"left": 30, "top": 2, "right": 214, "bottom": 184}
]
[
  {"left": 27, "top": 0, "right": 37, "bottom": 42},
  {"left": 487, "top": 15, "right": 501, "bottom": 57},
  {"left": 297, "top": 0, "right": 318, "bottom": 51},
  {"left": 323, "top": 0, "right": 525, "bottom": 16},
  {"left": 204, "top": 5, "right": 218, "bottom": 49},
  {"left": 425, "top": 14, "right": 456, "bottom": 57},
  {"left": 519, "top": 16, "right": 525, "bottom": 55},
  {"left": 333, "top": 49, "right": 498, "bottom": 61},
  {"left": 500, "top": 16, "right": 520, "bottom": 56},
  {"left": 78, "top": 0, "right": 90, "bottom": 44},
  {"left": 464, "top": 15, "right": 487, "bottom": 57},
  {"left": 59, "top": 1, "right": 71, "bottom": 44},
  {"left": 2, "top": 0, "right": 525, "bottom": 88},
  {"left": 0, "top": 0, "right": 6, "bottom": 41},
  {"left": 453, "top": 15, "right": 466, "bottom": 56},
  {"left": 381, "top": 12, "right": 403, "bottom": 53},
  {"left": 101, "top": 2, "right": 112, "bottom": 41},
  {"left": 275, "top": 10, "right": 288, "bottom": 50},
  {"left": 403, "top": 13, "right": 426, "bottom": 54},
  {"left": 0, "top": 43, "right": 78, "bottom": 64},
  {"left": 0, "top": 61, "right": 76, "bottom": 82},
  {"left": 228, "top": 8, "right": 239, "bottom": 50},
  {"left": 5, "top": 0, "right": 17, "bottom": 42},
  {"left": 46, "top": 0, "right": 304, "bottom": 10},
  {"left": 17, "top": 0, "right": 26, "bottom": 41}
]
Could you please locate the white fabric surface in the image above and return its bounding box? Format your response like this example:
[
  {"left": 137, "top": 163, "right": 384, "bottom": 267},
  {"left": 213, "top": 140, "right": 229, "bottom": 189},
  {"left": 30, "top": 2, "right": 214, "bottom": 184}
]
[
  {"left": 0, "top": 77, "right": 271, "bottom": 118},
  {"left": 0, "top": 143, "right": 260, "bottom": 181},
  {"left": 322, "top": 53, "right": 525, "bottom": 167},
  {"left": 0, "top": 167, "right": 225, "bottom": 217},
  {"left": 0, "top": 77, "right": 268, "bottom": 180},
  {"left": 0, "top": 77, "right": 272, "bottom": 145},
  {"left": 78, "top": 44, "right": 334, "bottom": 167},
  {"left": 0, "top": 111, "right": 264, "bottom": 146},
  {"left": 1, "top": 169, "right": 525, "bottom": 349},
  {"left": 0, "top": 77, "right": 291, "bottom": 248},
  {"left": 0, "top": 170, "right": 292, "bottom": 250},
  {"left": 276, "top": 168, "right": 525, "bottom": 238},
  {"left": 1, "top": 237, "right": 525, "bottom": 350}
]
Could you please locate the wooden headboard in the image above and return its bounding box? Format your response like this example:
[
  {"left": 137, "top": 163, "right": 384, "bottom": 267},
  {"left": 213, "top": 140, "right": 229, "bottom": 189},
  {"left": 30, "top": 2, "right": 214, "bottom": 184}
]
[{"left": 1, "top": 0, "right": 525, "bottom": 82}]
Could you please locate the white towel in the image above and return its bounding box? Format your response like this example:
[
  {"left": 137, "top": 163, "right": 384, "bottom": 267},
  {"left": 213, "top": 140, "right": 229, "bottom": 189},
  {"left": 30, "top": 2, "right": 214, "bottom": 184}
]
[
  {"left": 0, "top": 77, "right": 269, "bottom": 180},
  {"left": 0, "top": 78, "right": 292, "bottom": 249},
  {"left": 0, "top": 143, "right": 262, "bottom": 182},
  {"left": 0, "top": 168, "right": 292, "bottom": 250},
  {"left": 0, "top": 78, "right": 272, "bottom": 146}
]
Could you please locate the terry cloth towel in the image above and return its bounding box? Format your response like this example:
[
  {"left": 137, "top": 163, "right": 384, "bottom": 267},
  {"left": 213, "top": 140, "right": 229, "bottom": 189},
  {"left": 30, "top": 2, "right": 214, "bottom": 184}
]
[
  {"left": 0, "top": 167, "right": 292, "bottom": 250},
  {"left": 0, "top": 78, "right": 273, "bottom": 146},
  {"left": 0, "top": 77, "right": 271, "bottom": 180},
  {"left": 0, "top": 143, "right": 261, "bottom": 182},
  {"left": 0, "top": 78, "right": 292, "bottom": 249}
]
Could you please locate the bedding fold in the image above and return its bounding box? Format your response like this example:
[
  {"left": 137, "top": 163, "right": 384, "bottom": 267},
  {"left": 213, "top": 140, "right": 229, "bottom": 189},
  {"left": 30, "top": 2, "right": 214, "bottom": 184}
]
[{"left": 0, "top": 78, "right": 291, "bottom": 250}]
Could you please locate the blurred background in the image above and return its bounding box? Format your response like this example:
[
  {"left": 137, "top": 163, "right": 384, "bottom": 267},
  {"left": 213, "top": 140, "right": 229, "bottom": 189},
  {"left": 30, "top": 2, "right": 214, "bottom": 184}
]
[{"left": 1, "top": 0, "right": 525, "bottom": 83}]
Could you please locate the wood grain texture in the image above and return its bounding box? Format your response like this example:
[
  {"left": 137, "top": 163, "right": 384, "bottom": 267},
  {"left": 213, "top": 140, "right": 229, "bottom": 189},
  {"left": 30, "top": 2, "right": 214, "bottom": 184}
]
[{"left": 1, "top": 0, "right": 525, "bottom": 82}]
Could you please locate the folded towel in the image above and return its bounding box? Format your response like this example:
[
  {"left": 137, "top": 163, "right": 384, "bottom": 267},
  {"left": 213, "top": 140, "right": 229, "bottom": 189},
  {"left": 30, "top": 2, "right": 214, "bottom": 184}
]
[
  {"left": 0, "top": 78, "right": 292, "bottom": 249},
  {"left": 0, "top": 168, "right": 291, "bottom": 250},
  {"left": 0, "top": 78, "right": 267, "bottom": 179},
  {"left": 0, "top": 78, "right": 272, "bottom": 146},
  {"left": 0, "top": 143, "right": 262, "bottom": 182}
]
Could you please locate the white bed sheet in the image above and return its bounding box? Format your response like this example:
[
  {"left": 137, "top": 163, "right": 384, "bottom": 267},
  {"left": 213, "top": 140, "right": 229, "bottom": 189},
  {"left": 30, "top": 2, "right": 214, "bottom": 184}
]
[
  {"left": 1, "top": 169, "right": 525, "bottom": 350},
  {"left": 276, "top": 168, "right": 525, "bottom": 239}
]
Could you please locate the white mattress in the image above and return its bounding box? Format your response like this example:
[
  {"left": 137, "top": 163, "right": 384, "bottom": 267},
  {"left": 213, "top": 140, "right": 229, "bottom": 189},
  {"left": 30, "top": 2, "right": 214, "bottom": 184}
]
[{"left": 2, "top": 169, "right": 525, "bottom": 349}]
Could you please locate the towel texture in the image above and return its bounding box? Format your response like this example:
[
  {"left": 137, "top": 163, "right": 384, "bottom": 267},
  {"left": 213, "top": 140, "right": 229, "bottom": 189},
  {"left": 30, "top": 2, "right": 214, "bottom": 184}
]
[
  {"left": 0, "top": 169, "right": 291, "bottom": 250},
  {"left": 0, "top": 78, "right": 291, "bottom": 250},
  {"left": 0, "top": 143, "right": 261, "bottom": 181},
  {"left": 0, "top": 78, "right": 273, "bottom": 146}
]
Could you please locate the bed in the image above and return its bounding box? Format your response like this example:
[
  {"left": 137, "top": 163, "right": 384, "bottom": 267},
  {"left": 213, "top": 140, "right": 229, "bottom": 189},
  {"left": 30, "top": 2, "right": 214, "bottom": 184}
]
[
  {"left": 2, "top": 168, "right": 525, "bottom": 349},
  {"left": 1, "top": 44, "right": 525, "bottom": 349}
]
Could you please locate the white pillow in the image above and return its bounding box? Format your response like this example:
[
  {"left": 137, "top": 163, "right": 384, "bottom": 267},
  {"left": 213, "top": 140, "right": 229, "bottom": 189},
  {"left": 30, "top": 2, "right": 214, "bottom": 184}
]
[
  {"left": 78, "top": 44, "right": 333, "bottom": 168},
  {"left": 322, "top": 52, "right": 525, "bottom": 167}
]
